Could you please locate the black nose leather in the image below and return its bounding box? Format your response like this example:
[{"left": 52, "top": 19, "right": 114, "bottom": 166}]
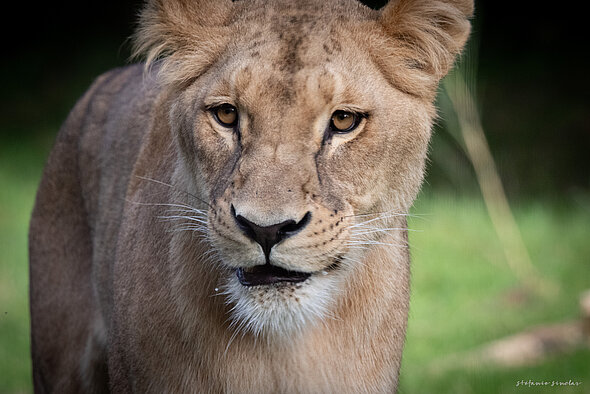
[{"left": 231, "top": 205, "right": 311, "bottom": 260}]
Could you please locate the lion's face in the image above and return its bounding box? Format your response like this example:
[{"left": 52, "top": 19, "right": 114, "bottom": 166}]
[
  {"left": 141, "top": 0, "right": 471, "bottom": 338},
  {"left": 168, "top": 5, "right": 432, "bottom": 338}
]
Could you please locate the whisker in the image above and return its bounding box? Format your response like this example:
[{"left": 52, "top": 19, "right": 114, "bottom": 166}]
[
  {"left": 224, "top": 321, "right": 243, "bottom": 357},
  {"left": 341, "top": 255, "right": 366, "bottom": 266},
  {"left": 164, "top": 207, "right": 208, "bottom": 216},
  {"left": 346, "top": 246, "right": 370, "bottom": 250},
  {"left": 135, "top": 175, "right": 212, "bottom": 209},
  {"left": 344, "top": 210, "right": 426, "bottom": 219},
  {"left": 347, "top": 210, "right": 429, "bottom": 229},
  {"left": 158, "top": 215, "right": 209, "bottom": 225},
  {"left": 351, "top": 228, "right": 422, "bottom": 237},
  {"left": 345, "top": 240, "right": 405, "bottom": 248},
  {"left": 168, "top": 223, "right": 209, "bottom": 230},
  {"left": 170, "top": 223, "right": 209, "bottom": 229},
  {"left": 343, "top": 211, "right": 406, "bottom": 219},
  {"left": 351, "top": 212, "right": 409, "bottom": 229},
  {"left": 202, "top": 249, "right": 220, "bottom": 258},
  {"left": 169, "top": 227, "right": 209, "bottom": 235},
  {"left": 350, "top": 227, "right": 407, "bottom": 236},
  {"left": 126, "top": 200, "right": 208, "bottom": 213}
]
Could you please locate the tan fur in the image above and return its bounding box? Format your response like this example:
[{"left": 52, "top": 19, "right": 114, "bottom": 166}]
[{"left": 29, "top": 0, "right": 472, "bottom": 392}]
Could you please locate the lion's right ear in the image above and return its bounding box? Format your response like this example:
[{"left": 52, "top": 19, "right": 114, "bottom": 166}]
[
  {"left": 132, "top": 0, "right": 236, "bottom": 87},
  {"left": 374, "top": 0, "right": 474, "bottom": 98}
]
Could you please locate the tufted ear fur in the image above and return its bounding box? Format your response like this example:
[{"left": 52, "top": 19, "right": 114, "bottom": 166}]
[
  {"left": 132, "top": 0, "right": 237, "bottom": 87},
  {"left": 375, "top": 0, "right": 474, "bottom": 99}
]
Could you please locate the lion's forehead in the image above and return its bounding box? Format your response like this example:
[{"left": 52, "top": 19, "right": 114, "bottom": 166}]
[
  {"left": 222, "top": 4, "right": 379, "bottom": 108},
  {"left": 232, "top": 66, "right": 336, "bottom": 118},
  {"left": 232, "top": 0, "right": 376, "bottom": 32}
]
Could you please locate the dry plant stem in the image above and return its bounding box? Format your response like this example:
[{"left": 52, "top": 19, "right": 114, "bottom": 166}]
[{"left": 443, "top": 72, "right": 557, "bottom": 296}]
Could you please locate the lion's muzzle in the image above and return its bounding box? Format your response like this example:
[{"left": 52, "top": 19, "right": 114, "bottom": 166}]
[{"left": 231, "top": 205, "right": 312, "bottom": 285}]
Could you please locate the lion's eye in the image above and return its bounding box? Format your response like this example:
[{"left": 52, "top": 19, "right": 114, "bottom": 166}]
[
  {"left": 212, "top": 104, "right": 238, "bottom": 128},
  {"left": 329, "top": 110, "right": 360, "bottom": 133}
]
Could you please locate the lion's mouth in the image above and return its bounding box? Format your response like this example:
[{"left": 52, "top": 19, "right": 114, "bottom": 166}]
[{"left": 236, "top": 264, "right": 311, "bottom": 286}]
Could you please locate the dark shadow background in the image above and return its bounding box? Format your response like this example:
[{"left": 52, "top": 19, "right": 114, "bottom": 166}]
[{"left": 2, "top": 0, "right": 589, "bottom": 198}]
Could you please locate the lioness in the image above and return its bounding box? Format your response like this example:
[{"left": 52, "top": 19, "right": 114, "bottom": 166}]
[{"left": 29, "top": 0, "right": 472, "bottom": 392}]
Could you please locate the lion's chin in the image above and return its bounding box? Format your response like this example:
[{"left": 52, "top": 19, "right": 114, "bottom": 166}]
[{"left": 224, "top": 268, "right": 341, "bottom": 338}]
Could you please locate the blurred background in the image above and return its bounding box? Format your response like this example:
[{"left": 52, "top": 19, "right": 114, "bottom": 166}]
[{"left": 1, "top": 1, "right": 588, "bottom": 392}]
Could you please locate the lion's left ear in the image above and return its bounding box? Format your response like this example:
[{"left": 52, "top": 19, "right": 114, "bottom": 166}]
[{"left": 375, "top": 0, "right": 474, "bottom": 98}]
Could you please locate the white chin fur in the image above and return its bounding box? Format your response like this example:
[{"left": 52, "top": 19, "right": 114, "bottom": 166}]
[{"left": 223, "top": 271, "right": 341, "bottom": 339}]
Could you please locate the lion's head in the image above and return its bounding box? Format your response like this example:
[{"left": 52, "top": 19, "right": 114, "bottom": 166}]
[{"left": 134, "top": 0, "right": 472, "bottom": 338}]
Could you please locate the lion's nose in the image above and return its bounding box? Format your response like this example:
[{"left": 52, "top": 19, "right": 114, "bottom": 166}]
[{"left": 231, "top": 205, "right": 311, "bottom": 261}]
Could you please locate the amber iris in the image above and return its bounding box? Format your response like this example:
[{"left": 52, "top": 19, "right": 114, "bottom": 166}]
[
  {"left": 330, "top": 110, "right": 358, "bottom": 133},
  {"left": 213, "top": 104, "right": 238, "bottom": 127}
]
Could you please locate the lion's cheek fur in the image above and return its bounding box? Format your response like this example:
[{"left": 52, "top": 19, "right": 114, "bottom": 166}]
[
  {"left": 170, "top": 92, "right": 236, "bottom": 197},
  {"left": 321, "top": 100, "right": 434, "bottom": 215}
]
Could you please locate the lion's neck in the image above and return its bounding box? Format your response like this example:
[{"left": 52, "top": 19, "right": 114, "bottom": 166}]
[{"left": 169, "top": 230, "right": 410, "bottom": 392}]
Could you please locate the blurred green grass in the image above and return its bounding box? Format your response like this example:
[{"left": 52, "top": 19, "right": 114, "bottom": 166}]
[
  {"left": 0, "top": 140, "right": 46, "bottom": 392},
  {"left": 400, "top": 195, "right": 590, "bottom": 393},
  {"left": 0, "top": 140, "right": 589, "bottom": 393}
]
